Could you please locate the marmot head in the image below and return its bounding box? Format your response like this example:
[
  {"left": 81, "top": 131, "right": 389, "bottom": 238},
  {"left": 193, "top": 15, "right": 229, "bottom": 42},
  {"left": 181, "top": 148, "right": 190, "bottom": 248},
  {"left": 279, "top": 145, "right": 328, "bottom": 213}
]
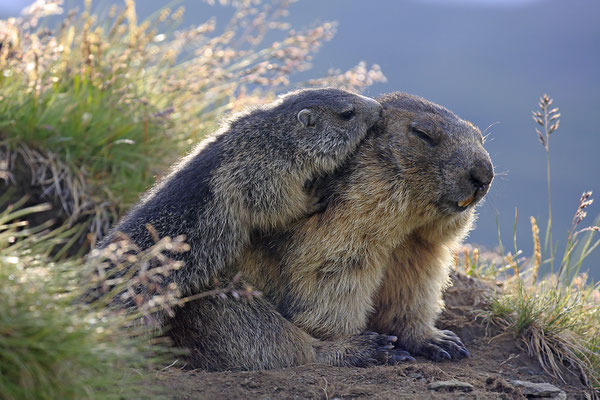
[
  {"left": 273, "top": 88, "right": 383, "bottom": 169},
  {"left": 376, "top": 92, "right": 493, "bottom": 220}
]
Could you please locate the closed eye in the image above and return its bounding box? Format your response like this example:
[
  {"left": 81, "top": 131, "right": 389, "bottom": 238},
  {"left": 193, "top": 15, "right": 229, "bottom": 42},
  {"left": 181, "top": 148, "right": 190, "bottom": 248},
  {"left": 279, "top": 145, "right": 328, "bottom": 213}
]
[
  {"left": 410, "top": 126, "right": 436, "bottom": 146},
  {"left": 339, "top": 109, "right": 355, "bottom": 120}
]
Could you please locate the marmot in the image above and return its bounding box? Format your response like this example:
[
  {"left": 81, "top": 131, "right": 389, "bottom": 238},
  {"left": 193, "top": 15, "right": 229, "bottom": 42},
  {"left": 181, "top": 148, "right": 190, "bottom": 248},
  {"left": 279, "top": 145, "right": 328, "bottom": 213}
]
[
  {"left": 97, "top": 88, "right": 383, "bottom": 321},
  {"left": 168, "top": 92, "right": 493, "bottom": 370}
]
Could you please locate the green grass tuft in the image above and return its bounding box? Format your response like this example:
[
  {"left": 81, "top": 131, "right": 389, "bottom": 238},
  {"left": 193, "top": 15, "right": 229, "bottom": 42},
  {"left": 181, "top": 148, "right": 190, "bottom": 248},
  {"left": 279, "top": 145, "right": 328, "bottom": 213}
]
[
  {"left": 0, "top": 197, "right": 177, "bottom": 400},
  {"left": 0, "top": 73, "right": 169, "bottom": 207}
]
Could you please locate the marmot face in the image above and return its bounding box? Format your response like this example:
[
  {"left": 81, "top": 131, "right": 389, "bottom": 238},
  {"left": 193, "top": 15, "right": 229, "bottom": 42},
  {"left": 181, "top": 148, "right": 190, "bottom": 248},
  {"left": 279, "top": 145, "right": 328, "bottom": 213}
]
[
  {"left": 378, "top": 93, "right": 493, "bottom": 220},
  {"left": 275, "top": 88, "right": 383, "bottom": 167}
]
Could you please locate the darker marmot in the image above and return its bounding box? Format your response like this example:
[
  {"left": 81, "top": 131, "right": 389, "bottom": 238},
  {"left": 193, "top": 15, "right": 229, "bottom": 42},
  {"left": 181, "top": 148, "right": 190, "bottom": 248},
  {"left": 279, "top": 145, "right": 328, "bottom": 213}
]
[
  {"left": 169, "top": 92, "right": 493, "bottom": 370},
  {"left": 96, "top": 88, "right": 383, "bottom": 323}
]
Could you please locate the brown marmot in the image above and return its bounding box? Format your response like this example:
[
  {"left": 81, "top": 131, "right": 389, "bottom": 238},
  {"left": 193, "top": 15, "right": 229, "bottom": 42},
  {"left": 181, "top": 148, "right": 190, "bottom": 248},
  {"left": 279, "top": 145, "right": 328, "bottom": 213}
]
[
  {"left": 168, "top": 92, "right": 493, "bottom": 370},
  {"left": 95, "top": 88, "right": 383, "bottom": 324}
]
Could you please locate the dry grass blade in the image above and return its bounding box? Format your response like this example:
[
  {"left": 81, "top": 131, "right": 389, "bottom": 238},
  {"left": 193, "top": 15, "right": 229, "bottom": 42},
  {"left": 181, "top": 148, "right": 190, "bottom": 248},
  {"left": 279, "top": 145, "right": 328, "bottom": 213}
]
[{"left": 530, "top": 216, "right": 541, "bottom": 285}]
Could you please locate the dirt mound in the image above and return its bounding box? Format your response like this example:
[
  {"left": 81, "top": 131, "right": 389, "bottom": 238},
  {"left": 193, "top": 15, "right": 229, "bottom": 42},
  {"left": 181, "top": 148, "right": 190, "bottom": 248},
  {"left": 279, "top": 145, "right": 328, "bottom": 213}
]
[{"left": 156, "top": 273, "right": 593, "bottom": 399}]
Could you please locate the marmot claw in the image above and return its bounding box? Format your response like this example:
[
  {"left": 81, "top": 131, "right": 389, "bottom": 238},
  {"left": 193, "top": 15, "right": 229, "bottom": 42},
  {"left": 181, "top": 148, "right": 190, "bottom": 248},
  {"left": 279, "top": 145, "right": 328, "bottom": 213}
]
[{"left": 419, "top": 329, "right": 470, "bottom": 361}]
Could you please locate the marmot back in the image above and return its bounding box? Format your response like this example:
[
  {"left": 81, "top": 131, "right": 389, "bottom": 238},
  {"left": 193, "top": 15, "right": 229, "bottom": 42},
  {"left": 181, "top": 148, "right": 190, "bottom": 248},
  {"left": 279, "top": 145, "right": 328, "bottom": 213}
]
[{"left": 96, "top": 87, "right": 382, "bottom": 318}]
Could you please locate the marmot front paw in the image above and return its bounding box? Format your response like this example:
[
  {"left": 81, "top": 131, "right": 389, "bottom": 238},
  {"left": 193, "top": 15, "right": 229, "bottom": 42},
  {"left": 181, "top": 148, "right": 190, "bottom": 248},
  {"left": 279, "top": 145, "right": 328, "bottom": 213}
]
[
  {"left": 304, "top": 175, "right": 330, "bottom": 215},
  {"left": 345, "top": 332, "right": 399, "bottom": 367},
  {"left": 390, "top": 347, "right": 416, "bottom": 364},
  {"left": 417, "top": 329, "right": 470, "bottom": 361}
]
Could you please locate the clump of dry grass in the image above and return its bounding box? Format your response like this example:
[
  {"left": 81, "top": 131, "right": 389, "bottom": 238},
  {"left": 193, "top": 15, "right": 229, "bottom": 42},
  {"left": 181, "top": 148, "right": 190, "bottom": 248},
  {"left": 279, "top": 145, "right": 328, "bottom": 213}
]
[
  {"left": 465, "top": 194, "right": 600, "bottom": 394},
  {"left": 0, "top": 0, "right": 385, "bottom": 247},
  {"left": 465, "top": 94, "right": 600, "bottom": 395},
  {"left": 86, "top": 228, "right": 261, "bottom": 326},
  {"left": 488, "top": 278, "right": 599, "bottom": 391},
  {"left": 85, "top": 231, "right": 189, "bottom": 318}
]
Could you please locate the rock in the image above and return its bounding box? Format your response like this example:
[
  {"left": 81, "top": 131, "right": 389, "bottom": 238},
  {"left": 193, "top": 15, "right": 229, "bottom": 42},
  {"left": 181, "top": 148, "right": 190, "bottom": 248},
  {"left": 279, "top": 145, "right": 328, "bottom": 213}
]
[
  {"left": 485, "top": 376, "right": 520, "bottom": 395},
  {"left": 511, "top": 380, "right": 566, "bottom": 399},
  {"left": 409, "top": 372, "right": 424, "bottom": 381},
  {"left": 517, "top": 366, "right": 537, "bottom": 376},
  {"left": 427, "top": 380, "right": 474, "bottom": 392},
  {"left": 241, "top": 378, "right": 259, "bottom": 389}
]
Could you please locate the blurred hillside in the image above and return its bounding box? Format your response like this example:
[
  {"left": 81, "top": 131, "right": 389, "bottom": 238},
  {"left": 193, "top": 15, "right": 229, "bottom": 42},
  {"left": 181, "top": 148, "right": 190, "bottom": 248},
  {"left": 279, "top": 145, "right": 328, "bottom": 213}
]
[{"left": 2, "top": 0, "right": 599, "bottom": 277}]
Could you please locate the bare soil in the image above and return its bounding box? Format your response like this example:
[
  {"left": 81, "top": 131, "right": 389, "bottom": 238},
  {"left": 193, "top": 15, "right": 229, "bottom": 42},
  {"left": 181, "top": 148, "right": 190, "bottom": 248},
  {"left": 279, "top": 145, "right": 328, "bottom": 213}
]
[{"left": 156, "top": 273, "right": 594, "bottom": 399}]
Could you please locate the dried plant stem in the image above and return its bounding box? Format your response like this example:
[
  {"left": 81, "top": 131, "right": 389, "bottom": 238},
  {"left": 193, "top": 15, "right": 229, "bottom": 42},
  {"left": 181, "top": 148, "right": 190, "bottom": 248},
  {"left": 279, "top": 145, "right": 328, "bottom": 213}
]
[
  {"left": 530, "top": 216, "right": 541, "bottom": 285},
  {"left": 545, "top": 147, "right": 554, "bottom": 271},
  {"left": 532, "top": 94, "right": 561, "bottom": 272}
]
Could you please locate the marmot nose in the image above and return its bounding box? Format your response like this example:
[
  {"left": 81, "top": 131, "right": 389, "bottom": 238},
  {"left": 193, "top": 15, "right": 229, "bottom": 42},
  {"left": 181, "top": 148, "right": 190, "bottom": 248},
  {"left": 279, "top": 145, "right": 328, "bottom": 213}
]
[{"left": 470, "top": 159, "right": 494, "bottom": 189}]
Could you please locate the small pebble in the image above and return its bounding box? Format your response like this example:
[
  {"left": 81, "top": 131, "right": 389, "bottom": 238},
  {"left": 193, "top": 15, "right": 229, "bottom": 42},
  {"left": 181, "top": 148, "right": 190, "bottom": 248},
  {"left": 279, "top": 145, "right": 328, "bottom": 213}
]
[
  {"left": 427, "top": 379, "right": 474, "bottom": 392},
  {"left": 511, "top": 380, "right": 566, "bottom": 399}
]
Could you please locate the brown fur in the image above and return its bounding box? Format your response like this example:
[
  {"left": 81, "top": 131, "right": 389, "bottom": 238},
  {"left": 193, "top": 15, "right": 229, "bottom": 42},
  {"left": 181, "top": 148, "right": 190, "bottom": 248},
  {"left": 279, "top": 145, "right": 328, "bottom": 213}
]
[{"left": 169, "top": 92, "right": 493, "bottom": 369}]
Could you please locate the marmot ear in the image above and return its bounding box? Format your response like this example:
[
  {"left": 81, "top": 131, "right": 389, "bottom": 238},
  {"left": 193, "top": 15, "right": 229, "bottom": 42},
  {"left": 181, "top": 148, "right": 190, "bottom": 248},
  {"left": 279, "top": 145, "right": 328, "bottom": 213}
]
[{"left": 297, "top": 109, "right": 315, "bottom": 127}]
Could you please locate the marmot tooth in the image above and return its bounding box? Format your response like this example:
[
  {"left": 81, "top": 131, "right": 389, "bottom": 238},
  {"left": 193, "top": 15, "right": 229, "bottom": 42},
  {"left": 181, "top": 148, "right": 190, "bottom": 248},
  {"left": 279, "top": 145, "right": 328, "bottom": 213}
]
[{"left": 458, "top": 193, "right": 475, "bottom": 208}]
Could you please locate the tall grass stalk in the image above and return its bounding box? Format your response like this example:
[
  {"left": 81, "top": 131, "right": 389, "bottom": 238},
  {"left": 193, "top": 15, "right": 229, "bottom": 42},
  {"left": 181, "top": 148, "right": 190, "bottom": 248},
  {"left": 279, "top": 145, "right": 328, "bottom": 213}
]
[{"left": 532, "top": 94, "right": 561, "bottom": 272}]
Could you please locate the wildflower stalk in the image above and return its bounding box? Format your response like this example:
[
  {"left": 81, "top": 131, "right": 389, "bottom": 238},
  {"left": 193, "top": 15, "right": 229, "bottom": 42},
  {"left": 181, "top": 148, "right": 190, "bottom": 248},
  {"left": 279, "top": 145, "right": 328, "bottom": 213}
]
[
  {"left": 512, "top": 207, "right": 521, "bottom": 278},
  {"left": 558, "top": 192, "right": 600, "bottom": 286},
  {"left": 532, "top": 94, "right": 560, "bottom": 273}
]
